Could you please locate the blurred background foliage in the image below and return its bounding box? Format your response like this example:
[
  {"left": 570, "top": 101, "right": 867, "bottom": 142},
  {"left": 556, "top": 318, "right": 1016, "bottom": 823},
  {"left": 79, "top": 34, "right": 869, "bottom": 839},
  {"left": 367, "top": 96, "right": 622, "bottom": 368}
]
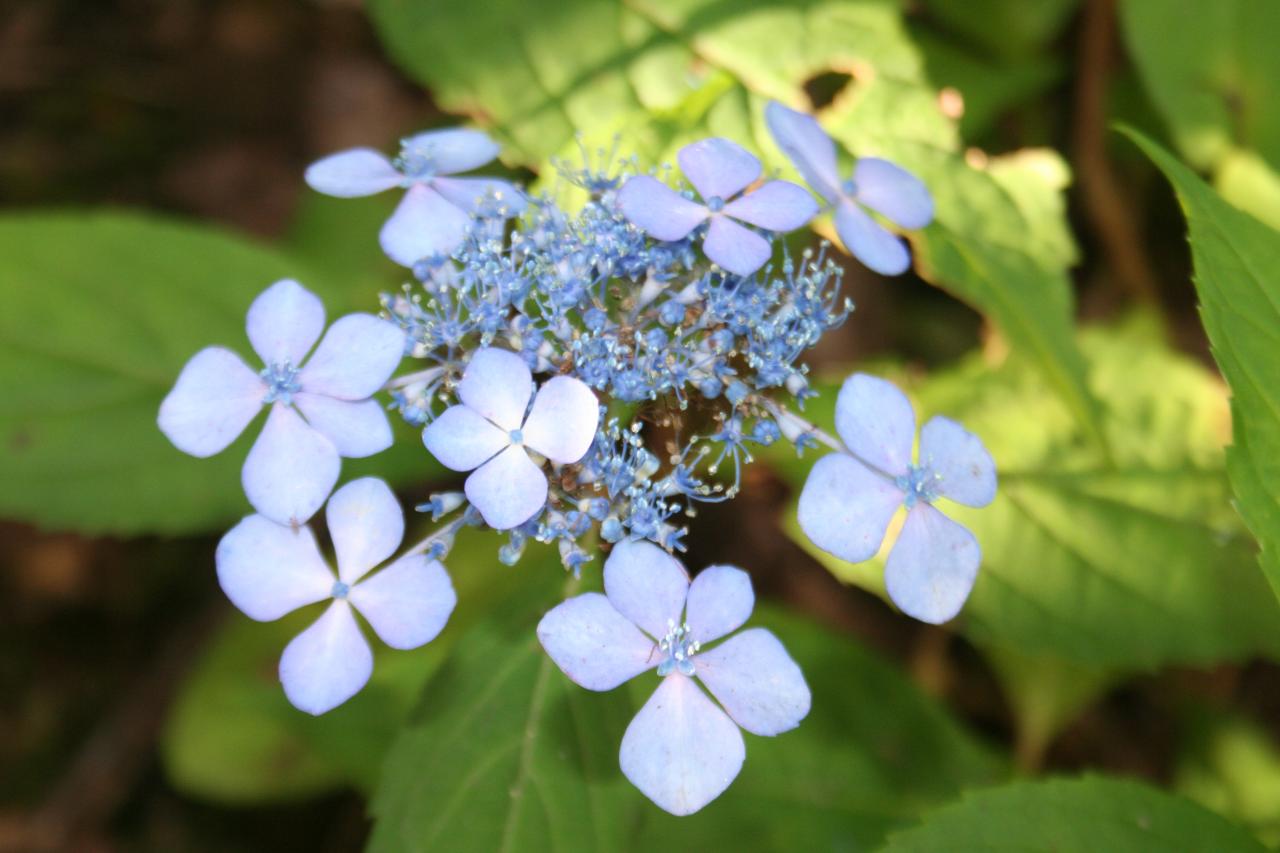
[{"left": 2, "top": 0, "right": 1280, "bottom": 850}]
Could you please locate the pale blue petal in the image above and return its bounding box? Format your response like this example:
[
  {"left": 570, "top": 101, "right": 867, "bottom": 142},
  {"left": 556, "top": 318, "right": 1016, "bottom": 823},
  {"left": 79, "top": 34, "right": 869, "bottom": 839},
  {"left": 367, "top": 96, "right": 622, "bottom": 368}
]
[
  {"left": 919, "top": 415, "right": 997, "bottom": 508},
  {"left": 280, "top": 601, "right": 372, "bottom": 715},
  {"left": 215, "top": 514, "right": 333, "bottom": 621},
  {"left": 422, "top": 405, "right": 509, "bottom": 472},
  {"left": 603, "top": 539, "right": 689, "bottom": 641},
  {"left": 764, "top": 101, "right": 842, "bottom": 202},
  {"left": 464, "top": 445, "right": 547, "bottom": 530},
  {"left": 298, "top": 313, "right": 405, "bottom": 400},
  {"left": 304, "top": 148, "right": 402, "bottom": 198},
  {"left": 722, "top": 180, "right": 818, "bottom": 232},
  {"left": 797, "top": 453, "right": 902, "bottom": 563},
  {"left": 885, "top": 503, "right": 980, "bottom": 624},
  {"left": 521, "top": 376, "right": 599, "bottom": 464},
  {"left": 834, "top": 372, "right": 916, "bottom": 478},
  {"left": 677, "top": 137, "right": 760, "bottom": 201},
  {"left": 834, "top": 199, "right": 910, "bottom": 276},
  {"left": 617, "top": 176, "right": 707, "bottom": 241},
  {"left": 158, "top": 346, "right": 264, "bottom": 457},
  {"left": 246, "top": 279, "right": 325, "bottom": 367},
  {"left": 293, "top": 394, "right": 392, "bottom": 459},
  {"left": 853, "top": 157, "right": 934, "bottom": 229},
  {"left": 400, "top": 128, "right": 499, "bottom": 175},
  {"left": 619, "top": 674, "right": 745, "bottom": 816},
  {"left": 349, "top": 555, "right": 456, "bottom": 649},
  {"left": 684, "top": 565, "right": 753, "bottom": 645},
  {"left": 432, "top": 176, "right": 527, "bottom": 217},
  {"left": 537, "top": 592, "right": 659, "bottom": 690},
  {"left": 703, "top": 216, "right": 771, "bottom": 277},
  {"left": 379, "top": 184, "right": 471, "bottom": 267},
  {"left": 242, "top": 404, "right": 340, "bottom": 525},
  {"left": 695, "top": 628, "right": 810, "bottom": 736},
  {"left": 457, "top": 347, "right": 533, "bottom": 431},
  {"left": 325, "top": 477, "right": 404, "bottom": 585}
]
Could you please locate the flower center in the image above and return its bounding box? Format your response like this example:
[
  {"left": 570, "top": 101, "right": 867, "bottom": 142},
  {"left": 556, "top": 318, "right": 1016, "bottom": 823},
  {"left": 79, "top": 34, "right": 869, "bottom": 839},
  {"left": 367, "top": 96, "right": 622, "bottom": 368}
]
[
  {"left": 841, "top": 178, "right": 858, "bottom": 198},
  {"left": 508, "top": 428, "right": 524, "bottom": 446},
  {"left": 657, "top": 618, "right": 699, "bottom": 677},
  {"left": 260, "top": 361, "right": 302, "bottom": 405},
  {"left": 396, "top": 144, "right": 436, "bottom": 181},
  {"left": 705, "top": 195, "right": 726, "bottom": 213},
  {"left": 895, "top": 463, "right": 939, "bottom": 509},
  {"left": 331, "top": 580, "right": 350, "bottom": 599}
]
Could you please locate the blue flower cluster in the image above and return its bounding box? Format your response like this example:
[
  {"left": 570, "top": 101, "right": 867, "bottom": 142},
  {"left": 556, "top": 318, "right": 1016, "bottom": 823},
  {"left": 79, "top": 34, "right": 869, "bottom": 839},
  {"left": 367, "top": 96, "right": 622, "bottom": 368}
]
[{"left": 156, "top": 104, "right": 997, "bottom": 816}]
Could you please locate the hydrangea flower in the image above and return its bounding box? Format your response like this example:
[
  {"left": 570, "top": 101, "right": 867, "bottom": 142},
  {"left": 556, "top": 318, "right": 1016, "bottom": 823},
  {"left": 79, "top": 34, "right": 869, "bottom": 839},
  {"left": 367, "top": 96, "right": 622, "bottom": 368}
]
[
  {"left": 617, "top": 137, "right": 817, "bottom": 276},
  {"left": 304, "top": 127, "right": 526, "bottom": 267},
  {"left": 158, "top": 279, "right": 405, "bottom": 525},
  {"left": 798, "top": 373, "right": 995, "bottom": 624},
  {"left": 422, "top": 347, "right": 599, "bottom": 530},
  {"left": 537, "top": 540, "right": 810, "bottom": 815},
  {"left": 216, "top": 477, "right": 456, "bottom": 714},
  {"left": 765, "top": 101, "right": 933, "bottom": 276}
]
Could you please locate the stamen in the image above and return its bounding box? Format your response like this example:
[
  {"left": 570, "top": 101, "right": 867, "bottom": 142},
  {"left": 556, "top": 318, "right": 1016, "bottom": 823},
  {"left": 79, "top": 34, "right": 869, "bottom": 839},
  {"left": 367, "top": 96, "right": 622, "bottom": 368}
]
[
  {"left": 260, "top": 361, "right": 302, "bottom": 405},
  {"left": 895, "top": 463, "right": 940, "bottom": 509},
  {"left": 656, "top": 618, "right": 700, "bottom": 677}
]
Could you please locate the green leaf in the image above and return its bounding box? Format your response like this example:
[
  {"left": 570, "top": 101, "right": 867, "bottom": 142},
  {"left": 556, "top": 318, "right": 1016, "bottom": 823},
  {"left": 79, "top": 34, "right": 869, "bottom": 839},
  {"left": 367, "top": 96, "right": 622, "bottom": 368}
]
[
  {"left": 1176, "top": 711, "right": 1280, "bottom": 847},
  {"left": 369, "top": 558, "right": 1001, "bottom": 851},
  {"left": 780, "top": 317, "right": 1280, "bottom": 668},
  {"left": 878, "top": 776, "right": 1266, "bottom": 852},
  {"left": 920, "top": 0, "right": 1078, "bottom": 61},
  {"left": 1120, "top": 0, "right": 1280, "bottom": 225},
  {"left": 634, "top": 607, "right": 1003, "bottom": 850},
  {"left": 367, "top": 554, "right": 640, "bottom": 853},
  {"left": 0, "top": 210, "right": 434, "bottom": 536},
  {"left": 1127, "top": 130, "right": 1280, "bottom": 605}
]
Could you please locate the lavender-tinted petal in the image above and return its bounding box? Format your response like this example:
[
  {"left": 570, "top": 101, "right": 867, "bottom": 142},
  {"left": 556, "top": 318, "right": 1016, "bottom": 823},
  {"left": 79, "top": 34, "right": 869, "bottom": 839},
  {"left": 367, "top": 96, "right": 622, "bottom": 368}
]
[
  {"left": 677, "top": 137, "right": 760, "bottom": 201},
  {"left": 919, "top": 415, "right": 997, "bottom": 508},
  {"left": 685, "top": 565, "right": 753, "bottom": 646},
  {"left": 834, "top": 372, "right": 916, "bottom": 478},
  {"left": 246, "top": 279, "right": 325, "bottom": 367},
  {"left": 616, "top": 176, "right": 707, "bottom": 241},
  {"left": 215, "top": 514, "right": 333, "bottom": 621},
  {"left": 432, "top": 176, "right": 526, "bottom": 217},
  {"left": 703, "top": 216, "right": 771, "bottom": 277},
  {"left": 853, "top": 157, "right": 934, "bottom": 229},
  {"left": 242, "top": 404, "right": 340, "bottom": 525},
  {"left": 619, "top": 674, "right": 745, "bottom": 816},
  {"left": 464, "top": 445, "right": 547, "bottom": 530},
  {"left": 158, "top": 346, "right": 264, "bottom": 457},
  {"left": 764, "top": 101, "right": 842, "bottom": 202},
  {"left": 457, "top": 347, "right": 533, "bottom": 431},
  {"left": 521, "top": 376, "right": 599, "bottom": 464},
  {"left": 834, "top": 199, "right": 910, "bottom": 276},
  {"left": 298, "top": 314, "right": 405, "bottom": 400},
  {"left": 422, "top": 405, "right": 509, "bottom": 472},
  {"left": 279, "top": 601, "right": 373, "bottom": 715},
  {"left": 537, "top": 592, "right": 659, "bottom": 691},
  {"left": 797, "top": 453, "right": 902, "bottom": 563},
  {"left": 325, "top": 477, "right": 404, "bottom": 585},
  {"left": 400, "top": 128, "right": 500, "bottom": 175},
  {"left": 603, "top": 539, "right": 689, "bottom": 641},
  {"left": 695, "top": 627, "right": 810, "bottom": 736},
  {"left": 722, "top": 180, "right": 818, "bottom": 232},
  {"left": 885, "top": 503, "right": 980, "bottom": 624},
  {"left": 349, "top": 554, "right": 456, "bottom": 650},
  {"left": 294, "top": 394, "right": 392, "bottom": 459},
  {"left": 379, "top": 184, "right": 471, "bottom": 267},
  {"left": 304, "top": 148, "right": 402, "bottom": 198}
]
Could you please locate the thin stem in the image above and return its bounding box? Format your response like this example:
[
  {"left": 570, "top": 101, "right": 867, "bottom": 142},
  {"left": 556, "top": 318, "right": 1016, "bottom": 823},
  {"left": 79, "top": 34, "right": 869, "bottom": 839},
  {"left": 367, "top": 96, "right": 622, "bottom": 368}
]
[
  {"left": 384, "top": 365, "right": 446, "bottom": 390},
  {"left": 758, "top": 397, "right": 844, "bottom": 453},
  {"left": 403, "top": 512, "right": 469, "bottom": 557}
]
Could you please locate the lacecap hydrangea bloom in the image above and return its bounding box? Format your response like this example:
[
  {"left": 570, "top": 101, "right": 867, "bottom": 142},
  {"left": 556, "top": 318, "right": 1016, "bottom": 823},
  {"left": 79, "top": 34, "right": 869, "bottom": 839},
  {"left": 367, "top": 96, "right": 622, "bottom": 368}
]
[
  {"left": 159, "top": 108, "right": 987, "bottom": 816},
  {"left": 158, "top": 279, "right": 405, "bottom": 524},
  {"left": 797, "top": 373, "right": 996, "bottom": 623},
  {"left": 217, "top": 477, "right": 457, "bottom": 714},
  {"left": 537, "top": 540, "right": 810, "bottom": 815}
]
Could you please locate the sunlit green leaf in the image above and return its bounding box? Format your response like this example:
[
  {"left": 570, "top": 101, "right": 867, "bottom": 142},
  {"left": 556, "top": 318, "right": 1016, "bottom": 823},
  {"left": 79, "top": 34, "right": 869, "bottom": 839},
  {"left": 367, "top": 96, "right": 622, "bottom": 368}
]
[{"left": 879, "top": 776, "right": 1266, "bottom": 852}]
